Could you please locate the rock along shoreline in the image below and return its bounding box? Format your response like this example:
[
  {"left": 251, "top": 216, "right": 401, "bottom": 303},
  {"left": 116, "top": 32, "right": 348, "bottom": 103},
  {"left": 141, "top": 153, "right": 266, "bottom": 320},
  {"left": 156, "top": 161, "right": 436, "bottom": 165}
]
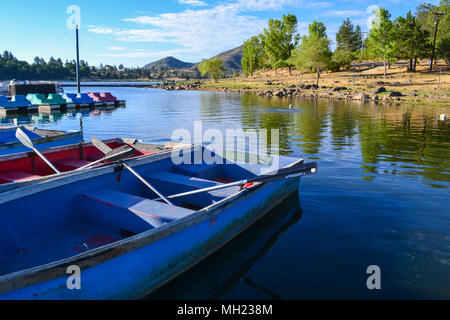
[{"left": 146, "top": 81, "right": 450, "bottom": 106}]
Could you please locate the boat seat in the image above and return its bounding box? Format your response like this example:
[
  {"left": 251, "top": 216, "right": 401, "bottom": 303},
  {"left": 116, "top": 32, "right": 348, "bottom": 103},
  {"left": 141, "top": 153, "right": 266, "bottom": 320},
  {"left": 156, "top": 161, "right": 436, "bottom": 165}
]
[
  {"left": 171, "top": 163, "right": 223, "bottom": 180},
  {"left": 78, "top": 189, "right": 194, "bottom": 236},
  {"left": 144, "top": 171, "right": 240, "bottom": 207},
  {"left": 0, "top": 170, "right": 42, "bottom": 183},
  {"left": 54, "top": 158, "right": 92, "bottom": 170}
]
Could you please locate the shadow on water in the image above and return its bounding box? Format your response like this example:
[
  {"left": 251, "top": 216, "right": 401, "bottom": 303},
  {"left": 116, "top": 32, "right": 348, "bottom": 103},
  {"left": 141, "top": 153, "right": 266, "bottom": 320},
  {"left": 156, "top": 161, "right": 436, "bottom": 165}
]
[{"left": 146, "top": 193, "right": 303, "bottom": 300}]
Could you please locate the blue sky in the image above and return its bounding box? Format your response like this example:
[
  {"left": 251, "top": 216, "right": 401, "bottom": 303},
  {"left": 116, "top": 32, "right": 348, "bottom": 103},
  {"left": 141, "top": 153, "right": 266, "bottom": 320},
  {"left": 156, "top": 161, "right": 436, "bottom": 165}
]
[{"left": 0, "top": 0, "right": 436, "bottom": 68}]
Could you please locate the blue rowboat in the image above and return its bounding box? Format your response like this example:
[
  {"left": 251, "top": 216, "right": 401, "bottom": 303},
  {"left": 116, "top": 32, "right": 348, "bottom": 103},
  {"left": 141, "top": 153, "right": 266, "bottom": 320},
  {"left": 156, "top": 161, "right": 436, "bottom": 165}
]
[
  {"left": 0, "top": 146, "right": 315, "bottom": 299},
  {"left": 150, "top": 193, "right": 303, "bottom": 300},
  {"left": 0, "top": 126, "right": 82, "bottom": 156}
]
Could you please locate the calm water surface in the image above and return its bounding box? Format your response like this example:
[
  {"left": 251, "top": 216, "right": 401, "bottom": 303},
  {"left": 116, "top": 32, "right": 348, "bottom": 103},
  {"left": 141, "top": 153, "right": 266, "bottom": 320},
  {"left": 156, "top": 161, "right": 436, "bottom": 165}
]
[{"left": 2, "top": 87, "right": 449, "bottom": 299}]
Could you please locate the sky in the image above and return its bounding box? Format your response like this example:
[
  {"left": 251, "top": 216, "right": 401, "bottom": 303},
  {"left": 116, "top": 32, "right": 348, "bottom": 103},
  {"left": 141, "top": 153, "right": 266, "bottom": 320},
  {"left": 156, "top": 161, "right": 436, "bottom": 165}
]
[{"left": 0, "top": 0, "right": 438, "bottom": 68}]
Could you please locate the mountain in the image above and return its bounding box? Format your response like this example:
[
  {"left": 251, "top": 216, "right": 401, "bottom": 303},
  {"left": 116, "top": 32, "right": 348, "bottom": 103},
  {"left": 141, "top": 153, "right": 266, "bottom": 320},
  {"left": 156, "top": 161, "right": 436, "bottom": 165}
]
[
  {"left": 211, "top": 45, "right": 243, "bottom": 73},
  {"left": 142, "top": 45, "right": 244, "bottom": 74},
  {"left": 143, "top": 56, "right": 194, "bottom": 70}
]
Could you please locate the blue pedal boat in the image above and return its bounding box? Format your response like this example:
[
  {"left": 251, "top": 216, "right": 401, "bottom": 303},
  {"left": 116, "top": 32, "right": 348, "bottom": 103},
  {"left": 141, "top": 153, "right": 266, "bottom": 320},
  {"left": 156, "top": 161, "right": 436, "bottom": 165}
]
[
  {"left": 0, "top": 146, "right": 315, "bottom": 299},
  {"left": 0, "top": 126, "right": 82, "bottom": 156}
]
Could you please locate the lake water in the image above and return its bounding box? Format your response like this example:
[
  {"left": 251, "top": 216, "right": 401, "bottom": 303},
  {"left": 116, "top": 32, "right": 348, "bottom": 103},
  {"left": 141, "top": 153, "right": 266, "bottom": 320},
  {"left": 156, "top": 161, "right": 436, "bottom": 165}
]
[{"left": 3, "top": 86, "right": 449, "bottom": 299}]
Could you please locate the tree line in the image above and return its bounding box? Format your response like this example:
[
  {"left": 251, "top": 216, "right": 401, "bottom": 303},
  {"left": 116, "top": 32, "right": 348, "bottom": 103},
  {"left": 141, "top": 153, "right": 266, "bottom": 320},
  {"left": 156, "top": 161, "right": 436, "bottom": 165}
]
[
  {"left": 241, "top": 0, "right": 449, "bottom": 84},
  {"left": 0, "top": 52, "right": 165, "bottom": 81}
]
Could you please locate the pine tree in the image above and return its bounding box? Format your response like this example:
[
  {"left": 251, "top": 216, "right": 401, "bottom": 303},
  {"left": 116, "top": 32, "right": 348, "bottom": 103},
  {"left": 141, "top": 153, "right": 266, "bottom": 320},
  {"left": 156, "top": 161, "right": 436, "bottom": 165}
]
[
  {"left": 336, "top": 18, "right": 361, "bottom": 52},
  {"left": 394, "top": 11, "right": 430, "bottom": 71}
]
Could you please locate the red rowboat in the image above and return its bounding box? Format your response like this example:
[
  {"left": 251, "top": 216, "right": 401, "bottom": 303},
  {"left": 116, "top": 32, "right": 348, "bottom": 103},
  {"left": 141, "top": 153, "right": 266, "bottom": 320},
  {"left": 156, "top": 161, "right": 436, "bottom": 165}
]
[{"left": 0, "top": 138, "right": 189, "bottom": 193}]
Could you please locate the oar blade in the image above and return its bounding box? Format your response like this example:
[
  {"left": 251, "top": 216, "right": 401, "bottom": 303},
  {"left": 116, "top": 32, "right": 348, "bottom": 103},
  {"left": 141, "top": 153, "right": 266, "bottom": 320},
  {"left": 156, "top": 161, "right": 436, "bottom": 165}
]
[
  {"left": 251, "top": 162, "right": 318, "bottom": 184},
  {"left": 15, "top": 126, "right": 61, "bottom": 174},
  {"left": 15, "top": 127, "right": 34, "bottom": 150},
  {"left": 103, "top": 145, "right": 135, "bottom": 162},
  {"left": 91, "top": 136, "right": 112, "bottom": 154}
]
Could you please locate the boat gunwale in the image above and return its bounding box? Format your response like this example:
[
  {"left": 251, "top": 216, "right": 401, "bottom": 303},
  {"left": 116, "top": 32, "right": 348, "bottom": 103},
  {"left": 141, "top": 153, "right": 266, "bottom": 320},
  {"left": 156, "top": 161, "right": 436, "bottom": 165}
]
[
  {"left": 0, "top": 150, "right": 303, "bottom": 295},
  {"left": 0, "top": 139, "right": 183, "bottom": 193},
  {"left": 0, "top": 128, "right": 82, "bottom": 152},
  {"left": 0, "top": 138, "right": 120, "bottom": 162},
  {"left": 0, "top": 145, "right": 182, "bottom": 204}
]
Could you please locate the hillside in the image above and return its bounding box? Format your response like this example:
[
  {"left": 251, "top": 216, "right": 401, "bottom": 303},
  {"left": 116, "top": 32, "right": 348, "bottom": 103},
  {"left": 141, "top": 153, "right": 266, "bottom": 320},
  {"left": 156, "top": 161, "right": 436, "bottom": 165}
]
[
  {"left": 142, "top": 45, "right": 244, "bottom": 75},
  {"left": 202, "top": 45, "right": 243, "bottom": 74},
  {"left": 143, "top": 56, "right": 194, "bottom": 70}
]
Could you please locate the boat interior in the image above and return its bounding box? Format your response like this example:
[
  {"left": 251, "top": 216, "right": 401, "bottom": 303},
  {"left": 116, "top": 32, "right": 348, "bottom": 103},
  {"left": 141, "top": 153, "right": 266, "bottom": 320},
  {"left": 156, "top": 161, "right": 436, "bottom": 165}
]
[
  {"left": 0, "top": 149, "right": 289, "bottom": 277},
  {"left": 0, "top": 139, "right": 162, "bottom": 185}
]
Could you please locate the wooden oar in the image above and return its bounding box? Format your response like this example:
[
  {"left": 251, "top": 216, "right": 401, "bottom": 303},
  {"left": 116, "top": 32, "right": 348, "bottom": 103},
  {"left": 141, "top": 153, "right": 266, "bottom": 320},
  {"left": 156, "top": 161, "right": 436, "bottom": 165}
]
[
  {"left": 152, "top": 162, "right": 318, "bottom": 202},
  {"left": 76, "top": 145, "right": 135, "bottom": 171},
  {"left": 15, "top": 127, "right": 61, "bottom": 174},
  {"left": 90, "top": 136, "right": 174, "bottom": 206},
  {"left": 91, "top": 135, "right": 112, "bottom": 154}
]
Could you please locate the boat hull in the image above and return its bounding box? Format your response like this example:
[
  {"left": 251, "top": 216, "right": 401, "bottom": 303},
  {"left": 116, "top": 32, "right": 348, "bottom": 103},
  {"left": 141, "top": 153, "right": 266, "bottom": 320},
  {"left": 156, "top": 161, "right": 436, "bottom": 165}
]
[
  {"left": 0, "top": 178, "right": 299, "bottom": 300},
  {"left": 0, "top": 148, "right": 306, "bottom": 300}
]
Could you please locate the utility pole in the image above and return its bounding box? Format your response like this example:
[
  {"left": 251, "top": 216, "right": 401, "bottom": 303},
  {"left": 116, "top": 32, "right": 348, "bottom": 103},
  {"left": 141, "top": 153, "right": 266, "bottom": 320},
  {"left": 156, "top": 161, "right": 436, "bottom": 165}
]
[
  {"left": 76, "top": 25, "right": 81, "bottom": 93},
  {"left": 429, "top": 12, "right": 444, "bottom": 72}
]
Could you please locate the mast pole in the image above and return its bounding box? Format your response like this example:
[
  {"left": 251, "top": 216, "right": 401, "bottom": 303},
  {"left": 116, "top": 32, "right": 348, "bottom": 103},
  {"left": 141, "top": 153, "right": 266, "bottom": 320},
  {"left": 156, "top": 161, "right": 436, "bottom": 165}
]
[{"left": 76, "top": 25, "right": 81, "bottom": 93}]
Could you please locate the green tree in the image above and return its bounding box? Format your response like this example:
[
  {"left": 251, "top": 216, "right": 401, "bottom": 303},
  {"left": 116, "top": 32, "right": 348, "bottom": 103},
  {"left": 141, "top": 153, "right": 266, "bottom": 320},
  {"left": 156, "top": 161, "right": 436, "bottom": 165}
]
[
  {"left": 336, "top": 18, "right": 362, "bottom": 52},
  {"left": 331, "top": 49, "right": 355, "bottom": 71},
  {"left": 393, "top": 11, "right": 431, "bottom": 71},
  {"left": 332, "top": 18, "right": 362, "bottom": 70},
  {"left": 309, "top": 21, "right": 327, "bottom": 38},
  {"left": 241, "top": 36, "right": 264, "bottom": 76},
  {"left": 437, "top": 35, "right": 450, "bottom": 64},
  {"left": 290, "top": 22, "right": 332, "bottom": 86},
  {"left": 366, "top": 8, "right": 396, "bottom": 78},
  {"left": 261, "top": 14, "right": 300, "bottom": 74},
  {"left": 416, "top": 0, "right": 449, "bottom": 66},
  {"left": 417, "top": 0, "right": 449, "bottom": 45},
  {"left": 198, "top": 58, "right": 224, "bottom": 80}
]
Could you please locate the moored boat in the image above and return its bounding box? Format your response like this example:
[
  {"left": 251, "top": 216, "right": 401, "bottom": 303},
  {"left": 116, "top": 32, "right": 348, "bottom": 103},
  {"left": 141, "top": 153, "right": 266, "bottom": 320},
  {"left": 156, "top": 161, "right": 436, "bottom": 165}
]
[
  {"left": 0, "top": 138, "right": 190, "bottom": 193},
  {"left": 0, "top": 146, "right": 317, "bottom": 299},
  {"left": 0, "top": 125, "right": 82, "bottom": 156}
]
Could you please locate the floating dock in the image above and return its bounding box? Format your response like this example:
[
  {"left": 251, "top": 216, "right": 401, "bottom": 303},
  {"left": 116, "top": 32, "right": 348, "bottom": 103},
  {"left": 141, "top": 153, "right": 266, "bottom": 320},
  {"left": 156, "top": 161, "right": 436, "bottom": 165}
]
[
  {"left": 0, "top": 100, "right": 126, "bottom": 117},
  {"left": 0, "top": 90, "right": 126, "bottom": 116}
]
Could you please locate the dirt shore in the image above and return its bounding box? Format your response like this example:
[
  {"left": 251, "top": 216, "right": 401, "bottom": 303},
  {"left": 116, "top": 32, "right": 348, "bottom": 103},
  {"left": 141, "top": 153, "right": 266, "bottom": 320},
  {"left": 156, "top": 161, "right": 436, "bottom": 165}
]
[{"left": 151, "top": 63, "right": 450, "bottom": 107}]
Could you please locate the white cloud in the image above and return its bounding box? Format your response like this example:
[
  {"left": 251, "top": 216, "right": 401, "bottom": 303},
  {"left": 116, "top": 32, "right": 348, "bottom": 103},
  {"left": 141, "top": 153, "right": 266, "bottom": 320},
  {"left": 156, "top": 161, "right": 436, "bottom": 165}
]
[
  {"left": 322, "top": 10, "right": 367, "bottom": 18},
  {"left": 89, "top": 0, "right": 331, "bottom": 60},
  {"left": 117, "top": 3, "right": 268, "bottom": 59},
  {"left": 178, "top": 0, "right": 208, "bottom": 6},
  {"left": 108, "top": 46, "right": 126, "bottom": 51},
  {"left": 88, "top": 26, "right": 114, "bottom": 34}
]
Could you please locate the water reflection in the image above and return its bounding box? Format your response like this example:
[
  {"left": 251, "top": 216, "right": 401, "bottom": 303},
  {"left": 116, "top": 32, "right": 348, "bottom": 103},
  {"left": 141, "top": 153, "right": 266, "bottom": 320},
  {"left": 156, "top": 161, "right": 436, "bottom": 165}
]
[
  {"left": 239, "top": 94, "right": 449, "bottom": 188},
  {"left": 3, "top": 90, "right": 448, "bottom": 189}
]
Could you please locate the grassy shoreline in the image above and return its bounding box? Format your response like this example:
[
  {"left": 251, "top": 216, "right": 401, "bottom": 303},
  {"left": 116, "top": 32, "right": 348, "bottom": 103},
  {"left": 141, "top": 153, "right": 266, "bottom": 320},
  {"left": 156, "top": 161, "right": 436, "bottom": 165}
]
[{"left": 167, "top": 64, "right": 450, "bottom": 107}]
